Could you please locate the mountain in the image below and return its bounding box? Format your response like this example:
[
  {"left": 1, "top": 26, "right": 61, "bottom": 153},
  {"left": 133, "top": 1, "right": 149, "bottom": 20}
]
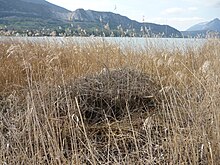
[
  {"left": 182, "top": 18, "right": 220, "bottom": 38},
  {"left": 186, "top": 21, "right": 208, "bottom": 31},
  {"left": 187, "top": 18, "right": 220, "bottom": 32},
  {"left": 0, "top": 0, "right": 71, "bottom": 30},
  {"left": 70, "top": 9, "right": 182, "bottom": 37},
  {"left": 0, "top": 0, "right": 182, "bottom": 37},
  {"left": 0, "top": 0, "right": 71, "bottom": 20}
]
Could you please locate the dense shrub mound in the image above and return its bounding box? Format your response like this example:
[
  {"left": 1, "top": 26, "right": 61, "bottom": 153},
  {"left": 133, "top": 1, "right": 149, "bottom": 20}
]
[
  {"left": 73, "top": 68, "right": 161, "bottom": 124},
  {"left": 62, "top": 68, "right": 167, "bottom": 163}
]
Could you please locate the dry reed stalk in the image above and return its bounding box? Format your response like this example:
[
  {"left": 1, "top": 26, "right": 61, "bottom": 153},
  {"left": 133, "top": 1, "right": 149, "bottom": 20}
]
[{"left": 0, "top": 38, "right": 220, "bottom": 164}]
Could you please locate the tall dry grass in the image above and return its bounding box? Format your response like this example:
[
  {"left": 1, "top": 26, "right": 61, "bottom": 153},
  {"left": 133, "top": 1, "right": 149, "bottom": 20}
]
[{"left": 0, "top": 38, "right": 220, "bottom": 164}]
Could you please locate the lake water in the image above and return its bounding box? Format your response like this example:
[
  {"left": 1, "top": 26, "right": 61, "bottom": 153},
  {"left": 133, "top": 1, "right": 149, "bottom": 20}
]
[{"left": 0, "top": 36, "right": 208, "bottom": 51}]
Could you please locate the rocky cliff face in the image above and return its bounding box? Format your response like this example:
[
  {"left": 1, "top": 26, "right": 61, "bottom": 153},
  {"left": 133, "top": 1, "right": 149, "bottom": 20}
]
[{"left": 70, "top": 9, "right": 182, "bottom": 37}]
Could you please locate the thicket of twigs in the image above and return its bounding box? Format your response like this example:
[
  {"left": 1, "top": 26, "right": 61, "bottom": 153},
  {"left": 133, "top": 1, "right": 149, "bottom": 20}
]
[{"left": 0, "top": 38, "right": 220, "bottom": 164}]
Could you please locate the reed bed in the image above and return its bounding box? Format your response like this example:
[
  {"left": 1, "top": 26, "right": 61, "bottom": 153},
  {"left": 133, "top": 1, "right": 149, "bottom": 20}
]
[{"left": 0, "top": 38, "right": 220, "bottom": 164}]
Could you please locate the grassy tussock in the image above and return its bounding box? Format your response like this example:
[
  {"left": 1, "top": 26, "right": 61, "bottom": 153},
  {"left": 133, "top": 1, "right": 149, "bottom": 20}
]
[{"left": 0, "top": 38, "right": 220, "bottom": 164}]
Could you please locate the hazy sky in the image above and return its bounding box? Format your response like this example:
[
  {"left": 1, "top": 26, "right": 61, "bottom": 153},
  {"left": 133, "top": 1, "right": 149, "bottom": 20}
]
[{"left": 47, "top": 0, "right": 220, "bottom": 31}]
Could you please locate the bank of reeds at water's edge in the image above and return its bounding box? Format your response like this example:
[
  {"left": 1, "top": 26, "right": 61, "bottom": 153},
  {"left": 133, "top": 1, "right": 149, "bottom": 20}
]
[{"left": 0, "top": 38, "right": 220, "bottom": 164}]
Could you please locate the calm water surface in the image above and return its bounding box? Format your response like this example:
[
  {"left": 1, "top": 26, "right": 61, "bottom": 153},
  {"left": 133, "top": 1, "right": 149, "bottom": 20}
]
[{"left": 0, "top": 36, "right": 207, "bottom": 51}]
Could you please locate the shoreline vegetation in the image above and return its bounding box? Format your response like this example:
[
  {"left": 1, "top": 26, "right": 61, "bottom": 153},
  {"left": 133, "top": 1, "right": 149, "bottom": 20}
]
[
  {"left": 0, "top": 27, "right": 219, "bottom": 38},
  {"left": 1, "top": 38, "right": 220, "bottom": 164}
]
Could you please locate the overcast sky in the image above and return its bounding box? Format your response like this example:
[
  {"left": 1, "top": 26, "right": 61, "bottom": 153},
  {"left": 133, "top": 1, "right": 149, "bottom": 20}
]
[{"left": 47, "top": 0, "right": 220, "bottom": 31}]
